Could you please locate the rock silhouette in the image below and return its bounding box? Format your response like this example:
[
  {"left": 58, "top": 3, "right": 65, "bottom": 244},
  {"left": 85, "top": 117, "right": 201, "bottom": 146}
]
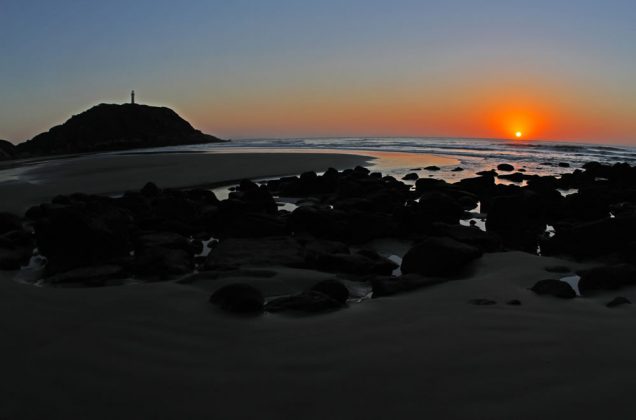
[{"left": 15, "top": 103, "right": 224, "bottom": 157}]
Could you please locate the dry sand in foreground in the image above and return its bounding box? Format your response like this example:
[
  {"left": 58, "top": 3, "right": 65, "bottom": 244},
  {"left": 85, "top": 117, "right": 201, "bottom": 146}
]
[{"left": 1, "top": 251, "right": 632, "bottom": 419}]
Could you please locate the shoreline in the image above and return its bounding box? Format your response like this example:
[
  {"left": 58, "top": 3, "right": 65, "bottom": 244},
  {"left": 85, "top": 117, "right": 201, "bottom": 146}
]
[
  {"left": 0, "top": 151, "right": 373, "bottom": 214},
  {"left": 1, "top": 148, "right": 635, "bottom": 419},
  {"left": 0, "top": 148, "right": 458, "bottom": 214}
]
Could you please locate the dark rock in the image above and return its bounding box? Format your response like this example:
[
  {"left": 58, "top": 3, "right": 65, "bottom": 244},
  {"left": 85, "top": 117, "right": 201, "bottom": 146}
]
[
  {"left": 401, "top": 237, "right": 482, "bottom": 277},
  {"left": 0, "top": 212, "right": 22, "bottom": 234},
  {"left": 454, "top": 174, "right": 495, "bottom": 197},
  {"left": 45, "top": 265, "right": 127, "bottom": 286},
  {"left": 214, "top": 212, "right": 288, "bottom": 238},
  {"left": 310, "top": 279, "right": 349, "bottom": 304},
  {"left": 152, "top": 196, "right": 198, "bottom": 223},
  {"left": 354, "top": 166, "right": 370, "bottom": 175},
  {"left": 530, "top": 279, "right": 576, "bottom": 299},
  {"left": 558, "top": 162, "right": 571, "bottom": 168},
  {"left": 507, "top": 299, "right": 522, "bottom": 306},
  {"left": 265, "top": 291, "right": 343, "bottom": 313},
  {"left": 430, "top": 223, "right": 502, "bottom": 252},
  {"left": 0, "top": 229, "right": 34, "bottom": 270},
  {"left": 303, "top": 239, "right": 349, "bottom": 258},
  {"left": 140, "top": 182, "right": 161, "bottom": 197},
  {"left": 371, "top": 274, "right": 446, "bottom": 297},
  {"left": 451, "top": 167, "right": 464, "bottom": 172},
  {"left": 133, "top": 247, "right": 193, "bottom": 278},
  {"left": 34, "top": 206, "right": 133, "bottom": 274},
  {"left": 230, "top": 183, "right": 277, "bottom": 214},
  {"left": 402, "top": 173, "right": 419, "bottom": 181},
  {"left": 415, "top": 178, "right": 449, "bottom": 192},
  {"left": 288, "top": 206, "right": 348, "bottom": 240},
  {"left": 311, "top": 250, "right": 397, "bottom": 276},
  {"left": 577, "top": 264, "right": 636, "bottom": 295},
  {"left": 497, "top": 172, "right": 526, "bottom": 183},
  {"left": 541, "top": 216, "right": 636, "bottom": 259},
  {"left": 209, "top": 284, "right": 264, "bottom": 314},
  {"left": 468, "top": 298, "right": 497, "bottom": 305},
  {"left": 0, "top": 247, "right": 31, "bottom": 270},
  {"left": 485, "top": 190, "right": 549, "bottom": 251},
  {"left": 135, "top": 232, "right": 194, "bottom": 253},
  {"left": 417, "top": 192, "right": 465, "bottom": 224},
  {"left": 424, "top": 166, "right": 440, "bottom": 171},
  {"left": 204, "top": 237, "right": 305, "bottom": 270},
  {"left": 497, "top": 163, "right": 515, "bottom": 172},
  {"left": 606, "top": 297, "right": 631, "bottom": 308},
  {"left": 16, "top": 103, "right": 224, "bottom": 157}
]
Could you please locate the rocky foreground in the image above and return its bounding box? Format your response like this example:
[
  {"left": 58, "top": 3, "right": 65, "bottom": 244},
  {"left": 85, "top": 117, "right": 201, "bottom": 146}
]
[{"left": 1, "top": 161, "right": 635, "bottom": 313}]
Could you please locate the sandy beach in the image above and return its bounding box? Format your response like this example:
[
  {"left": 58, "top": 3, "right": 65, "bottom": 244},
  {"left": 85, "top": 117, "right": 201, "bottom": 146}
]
[
  {"left": 2, "top": 250, "right": 633, "bottom": 419},
  {"left": 0, "top": 149, "right": 635, "bottom": 419},
  {"left": 0, "top": 151, "right": 373, "bottom": 214}
]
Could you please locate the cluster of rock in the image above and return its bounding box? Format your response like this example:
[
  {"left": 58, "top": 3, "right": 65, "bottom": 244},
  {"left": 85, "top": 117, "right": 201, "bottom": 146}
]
[{"left": 1, "top": 160, "right": 636, "bottom": 314}]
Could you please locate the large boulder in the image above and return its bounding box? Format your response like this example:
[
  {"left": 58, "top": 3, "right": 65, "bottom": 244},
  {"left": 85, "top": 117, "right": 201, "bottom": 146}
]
[
  {"left": 34, "top": 206, "right": 133, "bottom": 274},
  {"left": 530, "top": 279, "right": 576, "bottom": 299},
  {"left": 401, "top": 237, "right": 482, "bottom": 277},
  {"left": 417, "top": 192, "right": 464, "bottom": 224},
  {"left": 453, "top": 174, "right": 495, "bottom": 198}
]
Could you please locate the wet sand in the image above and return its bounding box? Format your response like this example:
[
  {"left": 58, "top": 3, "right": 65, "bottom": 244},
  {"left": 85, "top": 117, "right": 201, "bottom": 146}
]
[{"left": 0, "top": 151, "right": 373, "bottom": 214}]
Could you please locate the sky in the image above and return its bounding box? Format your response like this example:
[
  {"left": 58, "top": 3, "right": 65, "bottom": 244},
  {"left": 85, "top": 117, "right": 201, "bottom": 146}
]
[{"left": 1, "top": 0, "right": 635, "bottom": 144}]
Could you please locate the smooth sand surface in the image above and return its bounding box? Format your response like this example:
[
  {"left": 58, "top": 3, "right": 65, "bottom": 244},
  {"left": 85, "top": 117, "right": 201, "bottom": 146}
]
[
  {"left": 1, "top": 251, "right": 634, "bottom": 419},
  {"left": 0, "top": 151, "right": 372, "bottom": 214}
]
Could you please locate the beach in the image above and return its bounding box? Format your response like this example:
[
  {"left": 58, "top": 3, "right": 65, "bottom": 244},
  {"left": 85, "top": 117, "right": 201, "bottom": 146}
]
[
  {"left": 0, "top": 151, "right": 373, "bottom": 214},
  {"left": 1, "top": 146, "right": 635, "bottom": 419},
  {"left": 2, "top": 250, "right": 634, "bottom": 419}
]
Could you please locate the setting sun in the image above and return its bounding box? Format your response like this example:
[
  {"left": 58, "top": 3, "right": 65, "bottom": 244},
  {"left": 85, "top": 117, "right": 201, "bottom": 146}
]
[{"left": 515, "top": 131, "right": 523, "bottom": 138}]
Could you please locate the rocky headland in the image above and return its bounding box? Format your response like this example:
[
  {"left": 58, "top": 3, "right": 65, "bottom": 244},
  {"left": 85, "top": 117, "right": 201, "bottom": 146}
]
[{"left": 4, "top": 103, "right": 225, "bottom": 159}]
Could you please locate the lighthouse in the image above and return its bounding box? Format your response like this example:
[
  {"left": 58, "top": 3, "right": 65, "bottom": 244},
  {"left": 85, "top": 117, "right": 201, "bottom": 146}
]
[{"left": 131, "top": 90, "right": 135, "bottom": 104}]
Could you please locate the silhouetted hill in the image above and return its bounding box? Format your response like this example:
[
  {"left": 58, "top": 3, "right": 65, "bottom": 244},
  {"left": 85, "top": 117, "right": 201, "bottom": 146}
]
[
  {"left": 16, "top": 103, "right": 225, "bottom": 157},
  {"left": 0, "top": 140, "right": 16, "bottom": 160}
]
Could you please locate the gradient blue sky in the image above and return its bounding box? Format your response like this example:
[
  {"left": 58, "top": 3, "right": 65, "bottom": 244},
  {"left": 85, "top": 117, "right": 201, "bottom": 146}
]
[{"left": 1, "top": 0, "right": 635, "bottom": 143}]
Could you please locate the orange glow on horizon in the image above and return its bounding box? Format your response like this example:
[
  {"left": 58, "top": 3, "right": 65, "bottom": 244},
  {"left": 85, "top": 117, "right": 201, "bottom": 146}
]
[{"left": 186, "top": 76, "right": 635, "bottom": 143}]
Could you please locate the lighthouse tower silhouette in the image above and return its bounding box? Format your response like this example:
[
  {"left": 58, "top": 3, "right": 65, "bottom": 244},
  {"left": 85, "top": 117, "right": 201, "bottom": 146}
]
[{"left": 131, "top": 90, "right": 135, "bottom": 104}]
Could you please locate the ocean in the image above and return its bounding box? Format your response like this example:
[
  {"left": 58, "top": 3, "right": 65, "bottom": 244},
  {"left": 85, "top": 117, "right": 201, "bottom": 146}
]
[{"left": 142, "top": 137, "right": 636, "bottom": 182}]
